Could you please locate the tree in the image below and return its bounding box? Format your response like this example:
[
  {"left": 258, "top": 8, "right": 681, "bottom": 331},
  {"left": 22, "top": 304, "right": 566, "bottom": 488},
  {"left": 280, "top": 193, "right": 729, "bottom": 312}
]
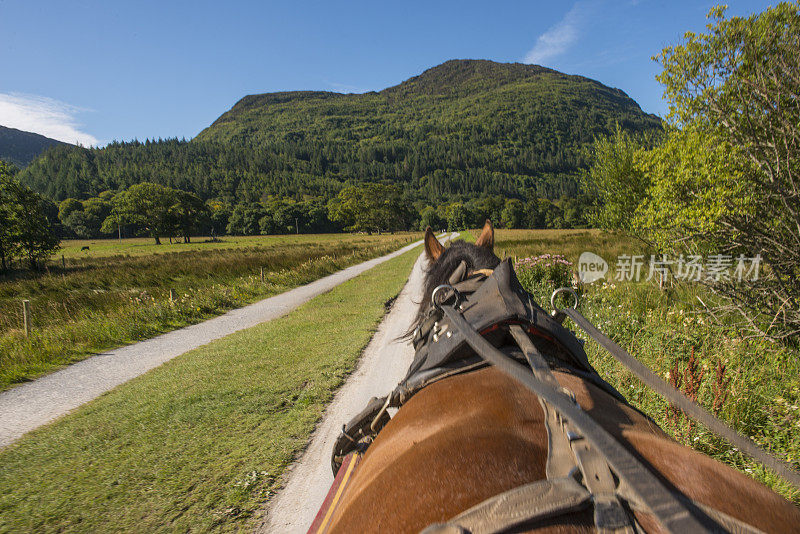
[
  {"left": 500, "top": 198, "right": 525, "bottom": 229},
  {"left": 63, "top": 210, "right": 99, "bottom": 239},
  {"left": 0, "top": 166, "right": 19, "bottom": 271},
  {"left": 444, "top": 202, "right": 469, "bottom": 231},
  {"left": 645, "top": 3, "right": 800, "bottom": 339},
  {"left": 327, "top": 183, "right": 413, "bottom": 233},
  {"left": 227, "top": 203, "right": 266, "bottom": 235},
  {"left": 418, "top": 206, "right": 445, "bottom": 231},
  {"left": 58, "top": 198, "right": 83, "bottom": 222},
  {"left": 170, "top": 190, "right": 209, "bottom": 243},
  {"left": 206, "top": 200, "right": 231, "bottom": 238},
  {"left": 0, "top": 162, "right": 60, "bottom": 270},
  {"left": 107, "top": 182, "right": 177, "bottom": 244},
  {"left": 582, "top": 125, "right": 655, "bottom": 232}
]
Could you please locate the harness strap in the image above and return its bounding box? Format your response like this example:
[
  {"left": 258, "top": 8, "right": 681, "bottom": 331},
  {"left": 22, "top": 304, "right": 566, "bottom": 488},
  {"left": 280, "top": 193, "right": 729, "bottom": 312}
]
[
  {"left": 418, "top": 477, "right": 592, "bottom": 534},
  {"left": 562, "top": 307, "right": 800, "bottom": 491},
  {"left": 509, "top": 325, "right": 634, "bottom": 534},
  {"left": 439, "top": 304, "right": 709, "bottom": 533}
]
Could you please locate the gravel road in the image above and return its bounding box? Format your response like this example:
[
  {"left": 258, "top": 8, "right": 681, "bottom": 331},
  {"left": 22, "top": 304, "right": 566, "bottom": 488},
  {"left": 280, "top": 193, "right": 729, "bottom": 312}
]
[
  {"left": 0, "top": 237, "right": 433, "bottom": 449},
  {"left": 258, "top": 232, "right": 457, "bottom": 534}
]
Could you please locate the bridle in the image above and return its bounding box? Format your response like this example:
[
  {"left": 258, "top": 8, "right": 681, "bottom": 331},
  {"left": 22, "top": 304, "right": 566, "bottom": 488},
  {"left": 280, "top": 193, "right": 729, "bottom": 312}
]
[{"left": 329, "top": 259, "right": 800, "bottom": 534}]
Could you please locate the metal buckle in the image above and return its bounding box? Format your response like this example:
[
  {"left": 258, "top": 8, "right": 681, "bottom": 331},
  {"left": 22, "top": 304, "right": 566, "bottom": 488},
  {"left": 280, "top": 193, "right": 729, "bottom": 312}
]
[{"left": 431, "top": 284, "right": 462, "bottom": 309}]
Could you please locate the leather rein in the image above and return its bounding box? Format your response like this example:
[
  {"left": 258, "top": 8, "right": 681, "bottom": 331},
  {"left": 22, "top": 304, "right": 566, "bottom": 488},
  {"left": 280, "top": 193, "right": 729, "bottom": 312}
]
[{"left": 330, "top": 260, "right": 800, "bottom": 534}]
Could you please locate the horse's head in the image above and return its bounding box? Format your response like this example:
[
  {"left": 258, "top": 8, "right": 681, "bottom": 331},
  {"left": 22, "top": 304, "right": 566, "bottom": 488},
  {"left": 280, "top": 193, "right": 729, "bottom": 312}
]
[{"left": 410, "top": 220, "right": 502, "bottom": 336}]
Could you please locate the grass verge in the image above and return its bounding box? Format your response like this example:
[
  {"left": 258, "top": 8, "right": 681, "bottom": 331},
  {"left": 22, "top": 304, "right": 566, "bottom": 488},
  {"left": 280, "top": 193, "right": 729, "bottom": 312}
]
[{"left": 0, "top": 245, "right": 420, "bottom": 533}]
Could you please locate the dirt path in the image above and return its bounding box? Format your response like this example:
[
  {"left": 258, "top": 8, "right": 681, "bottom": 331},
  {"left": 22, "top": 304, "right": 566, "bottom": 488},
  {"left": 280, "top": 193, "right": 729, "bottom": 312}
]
[
  {"left": 258, "top": 232, "right": 456, "bottom": 533},
  {"left": 0, "top": 237, "right": 438, "bottom": 449}
]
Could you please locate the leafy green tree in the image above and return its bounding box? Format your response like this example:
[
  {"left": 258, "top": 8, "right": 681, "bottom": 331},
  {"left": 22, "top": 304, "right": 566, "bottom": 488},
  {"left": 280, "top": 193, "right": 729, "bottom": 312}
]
[
  {"left": 500, "top": 198, "right": 525, "bottom": 229},
  {"left": 582, "top": 125, "right": 654, "bottom": 232},
  {"left": 63, "top": 210, "right": 99, "bottom": 239},
  {"left": 418, "top": 206, "right": 445, "bottom": 231},
  {"left": 107, "top": 182, "right": 177, "bottom": 244},
  {"left": 644, "top": 3, "right": 800, "bottom": 338},
  {"left": 328, "top": 184, "right": 412, "bottom": 233},
  {"left": 444, "top": 202, "right": 469, "bottom": 231},
  {"left": 227, "top": 203, "right": 266, "bottom": 235},
  {"left": 206, "top": 200, "right": 231, "bottom": 238},
  {"left": 58, "top": 198, "right": 83, "bottom": 222},
  {"left": 0, "top": 166, "right": 19, "bottom": 271},
  {"left": 170, "top": 190, "right": 209, "bottom": 243},
  {"left": 0, "top": 162, "right": 60, "bottom": 270}
]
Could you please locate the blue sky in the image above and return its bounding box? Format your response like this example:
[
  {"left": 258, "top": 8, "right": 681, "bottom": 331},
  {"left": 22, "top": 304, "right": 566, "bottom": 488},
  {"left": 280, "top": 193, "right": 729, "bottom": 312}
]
[{"left": 0, "top": 0, "right": 778, "bottom": 147}]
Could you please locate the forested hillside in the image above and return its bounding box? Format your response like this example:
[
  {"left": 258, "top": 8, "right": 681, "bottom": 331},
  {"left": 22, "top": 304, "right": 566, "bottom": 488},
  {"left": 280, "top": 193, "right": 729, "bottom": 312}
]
[
  {"left": 0, "top": 126, "right": 65, "bottom": 168},
  {"left": 19, "top": 60, "right": 660, "bottom": 206}
]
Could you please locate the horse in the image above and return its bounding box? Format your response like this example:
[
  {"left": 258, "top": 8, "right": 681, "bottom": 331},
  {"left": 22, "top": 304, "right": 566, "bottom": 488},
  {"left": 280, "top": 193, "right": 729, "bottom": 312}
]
[{"left": 317, "top": 221, "right": 800, "bottom": 533}]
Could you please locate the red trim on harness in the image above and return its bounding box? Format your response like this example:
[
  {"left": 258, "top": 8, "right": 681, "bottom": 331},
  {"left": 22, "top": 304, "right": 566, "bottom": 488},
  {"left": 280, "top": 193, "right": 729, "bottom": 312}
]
[
  {"left": 479, "top": 320, "right": 559, "bottom": 346},
  {"left": 307, "top": 452, "right": 362, "bottom": 534}
]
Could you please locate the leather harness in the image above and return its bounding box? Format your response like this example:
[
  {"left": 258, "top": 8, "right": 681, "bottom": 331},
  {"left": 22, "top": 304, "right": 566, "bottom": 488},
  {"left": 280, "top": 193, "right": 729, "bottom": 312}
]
[{"left": 331, "top": 259, "right": 797, "bottom": 533}]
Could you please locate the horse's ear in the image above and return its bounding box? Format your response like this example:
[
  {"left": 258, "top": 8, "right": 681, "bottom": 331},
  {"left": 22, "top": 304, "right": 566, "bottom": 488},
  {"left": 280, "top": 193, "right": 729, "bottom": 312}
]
[
  {"left": 424, "top": 227, "right": 445, "bottom": 262},
  {"left": 475, "top": 219, "right": 494, "bottom": 250}
]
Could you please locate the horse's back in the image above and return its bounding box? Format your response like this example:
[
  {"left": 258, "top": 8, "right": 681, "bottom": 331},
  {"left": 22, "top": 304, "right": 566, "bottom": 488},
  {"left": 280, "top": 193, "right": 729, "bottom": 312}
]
[{"left": 328, "top": 367, "right": 800, "bottom": 533}]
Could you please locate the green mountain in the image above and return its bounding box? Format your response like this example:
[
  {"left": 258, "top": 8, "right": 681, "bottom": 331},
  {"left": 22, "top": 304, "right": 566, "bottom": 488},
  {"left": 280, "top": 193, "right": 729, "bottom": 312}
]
[
  {"left": 19, "top": 59, "right": 661, "bottom": 203},
  {"left": 0, "top": 125, "right": 66, "bottom": 168}
]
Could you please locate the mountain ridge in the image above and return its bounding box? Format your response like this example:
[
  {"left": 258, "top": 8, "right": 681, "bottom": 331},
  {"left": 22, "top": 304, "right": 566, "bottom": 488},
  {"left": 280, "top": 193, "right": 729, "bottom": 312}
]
[
  {"left": 0, "top": 125, "right": 66, "bottom": 168},
  {"left": 19, "top": 59, "right": 661, "bottom": 205}
]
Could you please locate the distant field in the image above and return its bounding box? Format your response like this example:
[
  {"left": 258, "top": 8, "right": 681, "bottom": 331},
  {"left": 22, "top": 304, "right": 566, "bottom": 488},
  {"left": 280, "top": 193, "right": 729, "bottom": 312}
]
[
  {"left": 495, "top": 229, "right": 800, "bottom": 502},
  {"left": 0, "top": 233, "right": 420, "bottom": 390},
  {"left": 56, "top": 234, "right": 369, "bottom": 259}
]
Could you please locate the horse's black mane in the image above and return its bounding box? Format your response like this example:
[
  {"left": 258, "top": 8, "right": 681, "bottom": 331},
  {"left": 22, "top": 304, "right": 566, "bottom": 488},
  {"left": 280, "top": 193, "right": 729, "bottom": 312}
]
[{"left": 406, "top": 239, "right": 501, "bottom": 337}]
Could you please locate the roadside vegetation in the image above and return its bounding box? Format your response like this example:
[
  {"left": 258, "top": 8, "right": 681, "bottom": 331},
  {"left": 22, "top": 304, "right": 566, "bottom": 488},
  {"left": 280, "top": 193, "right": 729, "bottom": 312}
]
[
  {"left": 583, "top": 3, "right": 799, "bottom": 341},
  {"left": 0, "top": 244, "right": 420, "bottom": 533},
  {"left": 499, "top": 229, "right": 800, "bottom": 503},
  {"left": 0, "top": 233, "right": 418, "bottom": 390}
]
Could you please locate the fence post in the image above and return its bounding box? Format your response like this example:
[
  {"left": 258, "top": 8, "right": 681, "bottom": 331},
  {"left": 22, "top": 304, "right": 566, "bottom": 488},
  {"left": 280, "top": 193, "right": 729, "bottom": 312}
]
[
  {"left": 260, "top": 267, "right": 264, "bottom": 282},
  {"left": 22, "top": 300, "right": 31, "bottom": 338},
  {"left": 169, "top": 289, "right": 176, "bottom": 303}
]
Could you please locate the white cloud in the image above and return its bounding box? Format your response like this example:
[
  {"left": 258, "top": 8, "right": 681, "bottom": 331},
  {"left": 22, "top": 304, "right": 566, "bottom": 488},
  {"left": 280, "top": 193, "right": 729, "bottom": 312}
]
[
  {"left": 523, "top": 3, "right": 587, "bottom": 65},
  {"left": 0, "top": 93, "right": 98, "bottom": 146}
]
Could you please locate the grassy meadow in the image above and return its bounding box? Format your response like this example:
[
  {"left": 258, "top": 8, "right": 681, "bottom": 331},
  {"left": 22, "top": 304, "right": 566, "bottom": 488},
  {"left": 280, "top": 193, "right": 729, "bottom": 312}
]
[
  {"left": 56, "top": 234, "right": 376, "bottom": 259},
  {"left": 0, "top": 233, "right": 419, "bottom": 390},
  {"left": 493, "top": 228, "right": 800, "bottom": 502},
  {"left": 0, "top": 244, "right": 421, "bottom": 533}
]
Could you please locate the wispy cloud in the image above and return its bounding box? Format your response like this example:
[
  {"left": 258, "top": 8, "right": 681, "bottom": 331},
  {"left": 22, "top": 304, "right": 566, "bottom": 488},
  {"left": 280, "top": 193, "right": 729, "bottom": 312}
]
[
  {"left": 523, "top": 2, "right": 588, "bottom": 66},
  {"left": 0, "top": 93, "right": 98, "bottom": 146}
]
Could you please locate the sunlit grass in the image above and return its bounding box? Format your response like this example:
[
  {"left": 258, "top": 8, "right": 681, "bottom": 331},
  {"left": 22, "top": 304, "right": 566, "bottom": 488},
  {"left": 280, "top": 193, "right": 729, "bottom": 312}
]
[
  {"left": 0, "top": 245, "right": 421, "bottom": 533},
  {"left": 0, "top": 233, "right": 420, "bottom": 390}
]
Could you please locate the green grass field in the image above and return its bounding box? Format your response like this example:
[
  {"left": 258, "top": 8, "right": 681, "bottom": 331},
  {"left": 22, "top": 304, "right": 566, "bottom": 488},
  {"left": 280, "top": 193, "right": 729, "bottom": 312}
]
[
  {"left": 56, "top": 234, "right": 378, "bottom": 259},
  {"left": 493, "top": 229, "right": 800, "bottom": 502},
  {"left": 0, "top": 233, "right": 419, "bottom": 390},
  {"left": 0, "top": 244, "right": 421, "bottom": 533}
]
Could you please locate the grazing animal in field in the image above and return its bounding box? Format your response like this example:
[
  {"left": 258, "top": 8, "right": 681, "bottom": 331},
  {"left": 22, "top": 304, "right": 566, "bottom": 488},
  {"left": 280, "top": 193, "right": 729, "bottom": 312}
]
[
  {"left": 315, "top": 221, "right": 800, "bottom": 534},
  {"left": 80, "top": 246, "right": 90, "bottom": 251}
]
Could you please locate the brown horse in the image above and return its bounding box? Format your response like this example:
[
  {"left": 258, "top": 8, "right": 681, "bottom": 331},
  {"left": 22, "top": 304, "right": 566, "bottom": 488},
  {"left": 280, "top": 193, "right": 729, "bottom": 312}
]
[{"left": 322, "top": 222, "right": 800, "bottom": 533}]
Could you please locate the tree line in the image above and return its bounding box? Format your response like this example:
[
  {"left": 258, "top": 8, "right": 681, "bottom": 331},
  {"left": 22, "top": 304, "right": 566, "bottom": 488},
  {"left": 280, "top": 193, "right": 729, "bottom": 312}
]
[
  {"left": 55, "top": 182, "right": 590, "bottom": 243},
  {"left": 0, "top": 157, "right": 593, "bottom": 274}
]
